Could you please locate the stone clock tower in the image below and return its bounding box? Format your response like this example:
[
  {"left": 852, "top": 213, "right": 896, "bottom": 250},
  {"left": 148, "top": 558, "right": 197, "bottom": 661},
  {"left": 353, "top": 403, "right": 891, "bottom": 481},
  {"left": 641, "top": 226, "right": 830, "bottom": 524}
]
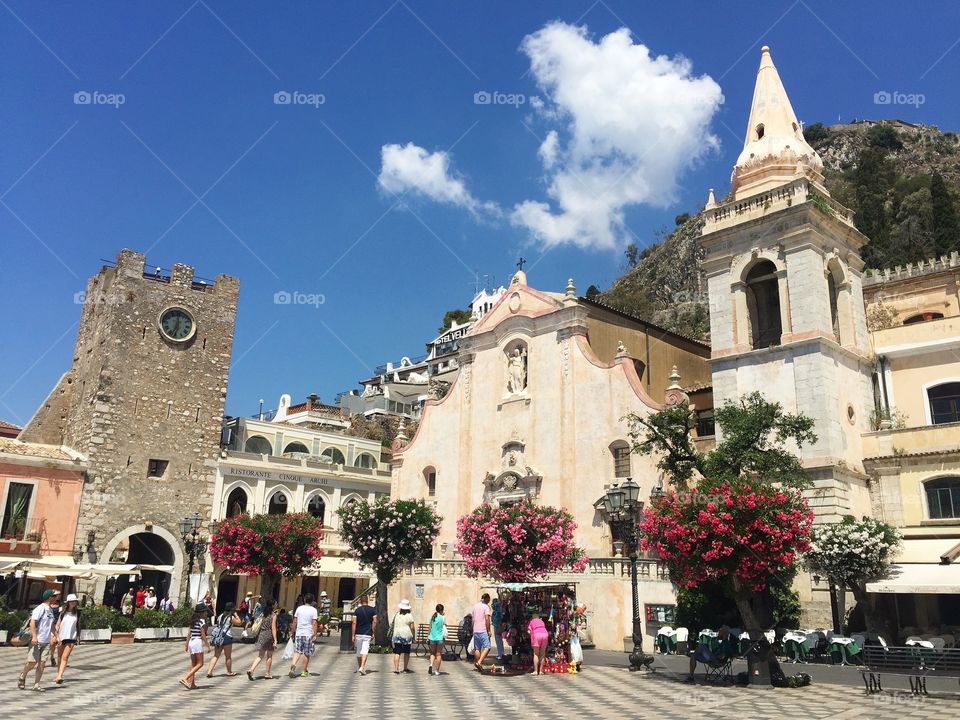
[
  {"left": 21, "top": 249, "right": 239, "bottom": 600},
  {"left": 700, "top": 47, "right": 874, "bottom": 523}
]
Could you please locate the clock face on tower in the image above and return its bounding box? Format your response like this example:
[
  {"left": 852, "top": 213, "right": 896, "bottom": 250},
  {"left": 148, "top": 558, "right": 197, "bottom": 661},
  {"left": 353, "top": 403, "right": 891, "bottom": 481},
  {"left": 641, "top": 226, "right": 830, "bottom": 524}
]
[{"left": 158, "top": 307, "right": 196, "bottom": 342}]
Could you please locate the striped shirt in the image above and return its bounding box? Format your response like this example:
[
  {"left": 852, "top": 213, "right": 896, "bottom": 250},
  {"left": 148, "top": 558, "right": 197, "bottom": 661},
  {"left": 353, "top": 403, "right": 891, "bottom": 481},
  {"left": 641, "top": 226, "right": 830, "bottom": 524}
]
[{"left": 190, "top": 619, "right": 205, "bottom": 638}]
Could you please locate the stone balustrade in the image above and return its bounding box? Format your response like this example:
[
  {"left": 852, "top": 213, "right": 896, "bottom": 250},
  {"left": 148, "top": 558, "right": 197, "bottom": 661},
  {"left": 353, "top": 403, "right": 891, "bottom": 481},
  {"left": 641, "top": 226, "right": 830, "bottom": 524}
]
[
  {"left": 704, "top": 179, "right": 854, "bottom": 234},
  {"left": 401, "top": 557, "right": 669, "bottom": 581}
]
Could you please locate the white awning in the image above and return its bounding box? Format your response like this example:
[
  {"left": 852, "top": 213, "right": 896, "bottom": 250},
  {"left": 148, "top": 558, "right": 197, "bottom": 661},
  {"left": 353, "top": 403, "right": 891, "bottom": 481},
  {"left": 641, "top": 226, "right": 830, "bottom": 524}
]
[
  {"left": 893, "top": 538, "right": 960, "bottom": 564},
  {"left": 312, "top": 556, "right": 372, "bottom": 579},
  {"left": 867, "top": 563, "right": 960, "bottom": 594}
]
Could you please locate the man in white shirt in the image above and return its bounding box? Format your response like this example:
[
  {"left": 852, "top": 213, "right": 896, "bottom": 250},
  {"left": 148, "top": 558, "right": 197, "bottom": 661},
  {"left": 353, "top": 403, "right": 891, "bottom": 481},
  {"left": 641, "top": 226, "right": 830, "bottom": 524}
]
[
  {"left": 288, "top": 593, "right": 318, "bottom": 678},
  {"left": 18, "top": 589, "right": 59, "bottom": 691}
]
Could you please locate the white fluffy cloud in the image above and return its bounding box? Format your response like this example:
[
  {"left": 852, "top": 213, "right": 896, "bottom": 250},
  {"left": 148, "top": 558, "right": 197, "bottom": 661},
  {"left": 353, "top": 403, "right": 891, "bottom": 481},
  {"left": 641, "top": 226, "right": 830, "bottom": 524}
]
[
  {"left": 378, "top": 142, "right": 494, "bottom": 216},
  {"left": 511, "top": 23, "right": 724, "bottom": 250}
]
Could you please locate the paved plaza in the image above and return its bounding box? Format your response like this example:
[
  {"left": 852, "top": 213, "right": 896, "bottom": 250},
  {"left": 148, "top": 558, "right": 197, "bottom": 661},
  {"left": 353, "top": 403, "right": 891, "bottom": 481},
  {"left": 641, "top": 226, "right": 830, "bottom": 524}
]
[{"left": 2, "top": 640, "right": 957, "bottom": 719}]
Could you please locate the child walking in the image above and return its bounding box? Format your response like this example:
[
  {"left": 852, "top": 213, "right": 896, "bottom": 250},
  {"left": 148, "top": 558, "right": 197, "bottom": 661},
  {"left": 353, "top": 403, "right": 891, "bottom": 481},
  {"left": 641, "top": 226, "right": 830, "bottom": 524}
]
[{"left": 179, "top": 604, "right": 210, "bottom": 690}]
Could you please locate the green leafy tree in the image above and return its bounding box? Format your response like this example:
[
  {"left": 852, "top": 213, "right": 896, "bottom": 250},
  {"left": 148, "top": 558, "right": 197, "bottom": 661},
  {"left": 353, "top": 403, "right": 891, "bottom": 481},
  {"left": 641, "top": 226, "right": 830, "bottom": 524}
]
[
  {"left": 624, "top": 243, "right": 640, "bottom": 268},
  {"left": 675, "top": 212, "right": 691, "bottom": 226},
  {"left": 802, "top": 122, "right": 829, "bottom": 144},
  {"left": 438, "top": 309, "right": 473, "bottom": 333},
  {"left": 866, "top": 123, "right": 903, "bottom": 151},
  {"left": 930, "top": 172, "right": 960, "bottom": 256},
  {"left": 855, "top": 147, "right": 896, "bottom": 268},
  {"left": 337, "top": 497, "right": 441, "bottom": 645}
]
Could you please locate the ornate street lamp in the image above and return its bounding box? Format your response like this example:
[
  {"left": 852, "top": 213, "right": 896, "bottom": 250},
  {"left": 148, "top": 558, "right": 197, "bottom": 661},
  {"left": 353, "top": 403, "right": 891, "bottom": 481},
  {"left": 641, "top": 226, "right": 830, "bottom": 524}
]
[
  {"left": 179, "top": 512, "right": 205, "bottom": 609},
  {"left": 603, "top": 478, "right": 654, "bottom": 671}
]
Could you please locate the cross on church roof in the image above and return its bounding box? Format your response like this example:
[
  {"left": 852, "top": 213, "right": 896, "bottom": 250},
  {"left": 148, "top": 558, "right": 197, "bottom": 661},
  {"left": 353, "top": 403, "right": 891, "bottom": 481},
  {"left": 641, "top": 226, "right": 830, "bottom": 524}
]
[{"left": 516, "top": 257, "right": 526, "bottom": 271}]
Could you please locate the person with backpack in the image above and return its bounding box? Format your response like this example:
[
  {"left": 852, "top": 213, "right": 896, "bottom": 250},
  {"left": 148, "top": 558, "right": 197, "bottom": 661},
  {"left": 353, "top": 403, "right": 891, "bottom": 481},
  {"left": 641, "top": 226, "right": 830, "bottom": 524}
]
[
  {"left": 53, "top": 594, "right": 81, "bottom": 685},
  {"left": 205, "top": 602, "right": 241, "bottom": 678},
  {"left": 247, "top": 598, "right": 279, "bottom": 680},
  {"left": 17, "top": 589, "right": 59, "bottom": 691}
]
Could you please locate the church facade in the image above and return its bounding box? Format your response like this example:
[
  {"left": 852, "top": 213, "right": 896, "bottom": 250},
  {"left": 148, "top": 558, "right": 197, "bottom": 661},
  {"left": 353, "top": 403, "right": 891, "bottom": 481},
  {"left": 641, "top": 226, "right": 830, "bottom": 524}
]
[{"left": 391, "top": 274, "right": 713, "bottom": 651}]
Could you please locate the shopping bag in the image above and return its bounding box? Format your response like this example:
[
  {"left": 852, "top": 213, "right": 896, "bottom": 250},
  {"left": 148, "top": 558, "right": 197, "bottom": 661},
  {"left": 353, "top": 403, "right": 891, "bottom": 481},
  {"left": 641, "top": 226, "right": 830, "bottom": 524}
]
[
  {"left": 569, "top": 635, "right": 584, "bottom": 664},
  {"left": 467, "top": 638, "right": 475, "bottom": 655},
  {"left": 281, "top": 638, "right": 295, "bottom": 660}
]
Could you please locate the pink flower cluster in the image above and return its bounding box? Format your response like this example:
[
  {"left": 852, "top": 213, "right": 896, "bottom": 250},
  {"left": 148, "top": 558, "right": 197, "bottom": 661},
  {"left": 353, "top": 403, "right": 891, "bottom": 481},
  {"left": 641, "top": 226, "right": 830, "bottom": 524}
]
[
  {"left": 456, "top": 501, "right": 588, "bottom": 582},
  {"left": 638, "top": 481, "right": 813, "bottom": 592},
  {"left": 209, "top": 512, "right": 324, "bottom": 577}
]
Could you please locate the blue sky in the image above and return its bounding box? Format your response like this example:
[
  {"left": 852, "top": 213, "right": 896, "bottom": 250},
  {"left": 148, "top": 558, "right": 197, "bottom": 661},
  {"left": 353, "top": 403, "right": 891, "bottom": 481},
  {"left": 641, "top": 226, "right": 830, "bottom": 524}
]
[{"left": 2, "top": 1, "right": 958, "bottom": 425}]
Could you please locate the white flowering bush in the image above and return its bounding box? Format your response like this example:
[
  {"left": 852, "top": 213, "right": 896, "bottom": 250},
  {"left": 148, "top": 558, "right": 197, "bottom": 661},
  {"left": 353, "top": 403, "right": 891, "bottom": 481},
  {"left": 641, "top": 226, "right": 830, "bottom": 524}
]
[{"left": 805, "top": 515, "right": 900, "bottom": 587}]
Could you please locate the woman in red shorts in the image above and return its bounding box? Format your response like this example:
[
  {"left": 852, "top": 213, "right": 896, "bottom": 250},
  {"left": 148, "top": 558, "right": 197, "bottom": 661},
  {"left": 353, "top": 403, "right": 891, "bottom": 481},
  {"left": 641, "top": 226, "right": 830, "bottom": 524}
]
[{"left": 527, "top": 612, "right": 550, "bottom": 675}]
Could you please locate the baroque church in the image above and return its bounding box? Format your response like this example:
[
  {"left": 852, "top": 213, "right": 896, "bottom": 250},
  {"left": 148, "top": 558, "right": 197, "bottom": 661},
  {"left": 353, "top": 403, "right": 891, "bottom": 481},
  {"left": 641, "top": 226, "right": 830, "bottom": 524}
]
[{"left": 391, "top": 47, "right": 960, "bottom": 650}]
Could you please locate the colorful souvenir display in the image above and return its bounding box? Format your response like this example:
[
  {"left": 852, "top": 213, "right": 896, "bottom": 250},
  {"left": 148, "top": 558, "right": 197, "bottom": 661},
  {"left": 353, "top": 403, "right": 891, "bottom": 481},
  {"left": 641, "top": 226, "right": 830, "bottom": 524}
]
[{"left": 490, "top": 583, "right": 583, "bottom": 675}]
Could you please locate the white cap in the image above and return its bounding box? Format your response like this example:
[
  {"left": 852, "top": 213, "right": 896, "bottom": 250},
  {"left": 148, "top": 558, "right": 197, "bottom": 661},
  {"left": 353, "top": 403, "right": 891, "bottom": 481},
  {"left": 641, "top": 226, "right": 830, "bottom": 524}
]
[
  {"left": 65, "top": 593, "right": 79, "bottom": 603},
  {"left": 398, "top": 599, "right": 411, "bottom": 610}
]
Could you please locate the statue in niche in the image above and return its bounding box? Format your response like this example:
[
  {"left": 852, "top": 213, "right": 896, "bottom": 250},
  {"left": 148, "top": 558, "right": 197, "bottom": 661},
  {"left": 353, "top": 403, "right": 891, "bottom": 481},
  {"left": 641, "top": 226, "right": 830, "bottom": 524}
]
[{"left": 506, "top": 346, "right": 527, "bottom": 394}]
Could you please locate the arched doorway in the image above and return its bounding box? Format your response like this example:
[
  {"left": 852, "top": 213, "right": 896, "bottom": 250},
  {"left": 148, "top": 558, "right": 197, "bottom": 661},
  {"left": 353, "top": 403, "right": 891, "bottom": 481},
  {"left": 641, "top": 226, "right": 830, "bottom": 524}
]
[
  {"left": 225, "top": 487, "right": 248, "bottom": 517},
  {"left": 216, "top": 574, "right": 239, "bottom": 614},
  {"left": 105, "top": 532, "right": 176, "bottom": 608}
]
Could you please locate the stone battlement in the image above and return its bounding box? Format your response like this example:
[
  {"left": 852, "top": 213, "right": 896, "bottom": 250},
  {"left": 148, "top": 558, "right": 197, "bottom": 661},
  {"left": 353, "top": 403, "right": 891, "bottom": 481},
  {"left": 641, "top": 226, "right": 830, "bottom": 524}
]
[
  {"left": 863, "top": 251, "right": 960, "bottom": 287},
  {"left": 112, "top": 248, "right": 239, "bottom": 295}
]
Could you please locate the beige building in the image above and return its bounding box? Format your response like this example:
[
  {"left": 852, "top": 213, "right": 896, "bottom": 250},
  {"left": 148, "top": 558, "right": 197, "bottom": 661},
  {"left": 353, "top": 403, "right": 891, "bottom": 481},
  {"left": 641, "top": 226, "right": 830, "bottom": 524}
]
[
  {"left": 390, "top": 274, "right": 712, "bottom": 651},
  {"left": 209, "top": 400, "right": 390, "bottom": 611}
]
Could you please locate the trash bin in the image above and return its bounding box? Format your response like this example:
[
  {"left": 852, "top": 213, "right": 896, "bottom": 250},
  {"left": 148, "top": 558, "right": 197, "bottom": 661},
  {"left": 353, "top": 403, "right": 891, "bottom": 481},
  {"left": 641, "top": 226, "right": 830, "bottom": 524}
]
[{"left": 339, "top": 613, "right": 353, "bottom": 652}]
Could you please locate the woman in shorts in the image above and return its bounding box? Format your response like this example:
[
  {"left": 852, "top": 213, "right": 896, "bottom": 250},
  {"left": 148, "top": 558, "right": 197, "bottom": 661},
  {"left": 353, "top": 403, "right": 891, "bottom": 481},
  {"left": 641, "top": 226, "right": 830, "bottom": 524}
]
[
  {"left": 391, "top": 599, "right": 416, "bottom": 674},
  {"left": 427, "top": 604, "right": 445, "bottom": 676},
  {"left": 179, "top": 604, "right": 210, "bottom": 690},
  {"left": 53, "top": 593, "right": 81, "bottom": 684},
  {"left": 527, "top": 612, "right": 550, "bottom": 675}
]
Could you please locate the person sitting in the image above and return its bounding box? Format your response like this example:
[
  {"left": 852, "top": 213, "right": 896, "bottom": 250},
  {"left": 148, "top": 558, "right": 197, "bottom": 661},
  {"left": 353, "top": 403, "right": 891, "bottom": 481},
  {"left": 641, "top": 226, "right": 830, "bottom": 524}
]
[{"left": 685, "top": 626, "right": 733, "bottom": 682}]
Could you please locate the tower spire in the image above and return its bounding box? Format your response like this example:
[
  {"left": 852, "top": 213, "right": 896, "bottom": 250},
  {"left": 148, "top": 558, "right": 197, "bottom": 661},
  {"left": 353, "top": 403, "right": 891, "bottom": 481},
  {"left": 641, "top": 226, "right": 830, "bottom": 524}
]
[{"left": 731, "top": 46, "right": 824, "bottom": 200}]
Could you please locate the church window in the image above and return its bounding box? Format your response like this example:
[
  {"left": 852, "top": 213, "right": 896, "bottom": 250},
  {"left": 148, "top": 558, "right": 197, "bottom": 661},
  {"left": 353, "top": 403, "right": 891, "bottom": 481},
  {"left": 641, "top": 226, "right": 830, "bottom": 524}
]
[
  {"left": 306, "top": 494, "right": 325, "bottom": 522},
  {"left": 611, "top": 442, "right": 631, "bottom": 478},
  {"left": 268, "top": 490, "right": 287, "bottom": 515},
  {"left": 756, "top": 124, "right": 765, "bottom": 140},
  {"left": 745, "top": 261, "right": 782, "bottom": 349},
  {"left": 828, "top": 272, "right": 841, "bottom": 342},
  {"left": 225, "top": 487, "right": 247, "bottom": 518},
  {"left": 424, "top": 467, "right": 437, "bottom": 497}
]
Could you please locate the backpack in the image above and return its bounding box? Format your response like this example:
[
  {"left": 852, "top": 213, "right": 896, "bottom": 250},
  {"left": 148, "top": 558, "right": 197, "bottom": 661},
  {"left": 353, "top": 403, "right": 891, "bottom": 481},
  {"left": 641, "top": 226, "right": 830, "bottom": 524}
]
[
  {"left": 210, "top": 614, "right": 231, "bottom": 647},
  {"left": 17, "top": 616, "right": 32, "bottom": 644},
  {"left": 458, "top": 614, "right": 473, "bottom": 644}
]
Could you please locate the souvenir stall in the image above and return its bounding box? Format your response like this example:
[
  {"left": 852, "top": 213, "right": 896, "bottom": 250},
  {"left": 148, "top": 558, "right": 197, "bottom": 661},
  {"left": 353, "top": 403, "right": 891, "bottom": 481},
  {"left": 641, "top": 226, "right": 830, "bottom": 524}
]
[{"left": 485, "top": 582, "right": 585, "bottom": 675}]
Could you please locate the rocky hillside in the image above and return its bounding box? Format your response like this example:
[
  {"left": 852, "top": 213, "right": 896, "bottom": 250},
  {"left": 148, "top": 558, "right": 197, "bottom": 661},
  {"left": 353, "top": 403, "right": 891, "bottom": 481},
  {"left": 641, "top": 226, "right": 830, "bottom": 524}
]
[{"left": 597, "top": 120, "right": 960, "bottom": 342}]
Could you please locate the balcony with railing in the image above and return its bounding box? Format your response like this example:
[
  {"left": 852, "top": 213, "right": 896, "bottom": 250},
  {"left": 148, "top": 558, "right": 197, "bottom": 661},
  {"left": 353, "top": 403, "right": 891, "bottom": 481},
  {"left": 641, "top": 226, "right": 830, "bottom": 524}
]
[
  {"left": 400, "top": 557, "right": 670, "bottom": 582},
  {"left": 222, "top": 449, "right": 392, "bottom": 481},
  {"left": 0, "top": 515, "right": 43, "bottom": 556}
]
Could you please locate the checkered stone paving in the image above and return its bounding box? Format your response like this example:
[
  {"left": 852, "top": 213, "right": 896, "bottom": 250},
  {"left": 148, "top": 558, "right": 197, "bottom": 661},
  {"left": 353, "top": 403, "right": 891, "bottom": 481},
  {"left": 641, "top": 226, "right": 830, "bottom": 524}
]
[{"left": 1, "top": 640, "right": 956, "bottom": 719}]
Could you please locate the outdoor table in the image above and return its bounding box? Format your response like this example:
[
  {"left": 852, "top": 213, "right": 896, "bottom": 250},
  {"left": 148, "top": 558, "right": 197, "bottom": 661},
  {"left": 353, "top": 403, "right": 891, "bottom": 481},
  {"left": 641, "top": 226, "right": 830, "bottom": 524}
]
[
  {"left": 826, "top": 636, "right": 861, "bottom": 665},
  {"left": 656, "top": 627, "right": 677, "bottom": 654},
  {"left": 783, "top": 631, "right": 808, "bottom": 662}
]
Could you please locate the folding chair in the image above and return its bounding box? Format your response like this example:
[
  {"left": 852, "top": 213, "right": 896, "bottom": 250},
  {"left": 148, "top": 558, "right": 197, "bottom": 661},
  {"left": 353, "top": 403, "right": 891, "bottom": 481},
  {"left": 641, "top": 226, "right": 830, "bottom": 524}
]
[{"left": 702, "top": 657, "right": 733, "bottom": 684}]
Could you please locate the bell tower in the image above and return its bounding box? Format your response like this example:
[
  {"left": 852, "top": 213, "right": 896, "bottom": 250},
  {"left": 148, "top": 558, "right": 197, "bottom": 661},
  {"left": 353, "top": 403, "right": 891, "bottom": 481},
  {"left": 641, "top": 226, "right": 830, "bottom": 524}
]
[{"left": 701, "top": 47, "right": 873, "bottom": 521}]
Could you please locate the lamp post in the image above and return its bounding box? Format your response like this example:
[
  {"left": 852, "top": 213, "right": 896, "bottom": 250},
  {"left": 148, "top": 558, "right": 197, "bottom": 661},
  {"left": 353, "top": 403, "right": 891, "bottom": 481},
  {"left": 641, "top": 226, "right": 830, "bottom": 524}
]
[
  {"left": 179, "top": 512, "right": 205, "bottom": 609},
  {"left": 604, "top": 477, "right": 654, "bottom": 671}
]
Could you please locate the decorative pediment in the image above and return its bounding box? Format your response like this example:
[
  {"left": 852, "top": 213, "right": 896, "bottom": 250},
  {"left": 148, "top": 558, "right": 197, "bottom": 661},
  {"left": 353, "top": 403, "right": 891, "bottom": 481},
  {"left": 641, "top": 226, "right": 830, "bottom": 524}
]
[{"left": 482, "top": 432, "right": 542, "bottom": 505}]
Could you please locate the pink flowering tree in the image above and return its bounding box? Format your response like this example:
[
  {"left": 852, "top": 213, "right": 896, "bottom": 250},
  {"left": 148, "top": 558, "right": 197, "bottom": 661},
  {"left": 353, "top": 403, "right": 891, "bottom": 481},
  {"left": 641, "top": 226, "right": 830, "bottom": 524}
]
[
  {"left": 628, "top": 391, "right": 817, "bottom": 685},
  {"left": 337, "top": 497, "right": 442, "bottom": 645},
  {"left": 209, "top": 512, "right": 324, "bottom": 602},
  {"left": 456, "top": 501, "right": 588, "bottom": 582}
]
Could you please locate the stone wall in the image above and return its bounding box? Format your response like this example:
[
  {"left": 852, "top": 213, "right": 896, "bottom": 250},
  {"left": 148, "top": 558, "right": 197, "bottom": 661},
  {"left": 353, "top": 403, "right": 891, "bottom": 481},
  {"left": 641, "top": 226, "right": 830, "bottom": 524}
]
[{"left": 21, "top": 249, "right": 238, "bottom": 593}]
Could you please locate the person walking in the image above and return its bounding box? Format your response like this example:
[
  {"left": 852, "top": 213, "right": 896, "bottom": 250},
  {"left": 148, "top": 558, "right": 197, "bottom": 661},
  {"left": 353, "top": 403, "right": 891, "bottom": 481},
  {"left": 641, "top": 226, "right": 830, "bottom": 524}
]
[
  {"left": 206, "top": 602, "right": 241, "bottom": 678},
  {"left": 471, "top": 593, "right": 493, "bottom": 671},
  {"left": 53, "top": 594, "right": 81, "bottom": 685},
  {"left": 145, "top": 588, "right": 158, "bottom": 610},
  {"left": 528, "top": 611, "right": 550, "bottom": 675},
  {"left": 391, "top": 599, "right": 416, "bottom": 674},
  {"left": 288, "top": 593, "right": 318, "bottom": 678},
  {"left": 318, "top": 591, "right": 331, "bottom": 635},
  {"left": 247, "top": 598, "right": 279, "bottom": 680},
  {"left": 179, "top": 604, "right": 210, "bottom": 690},
  {"left": 351, "top": 594, "right": 378, "bottom": 676},
  {"left": 121, "top": 588, "right": 134, "bottom": 616},
  {"left": 17, "top": 589, "right": 59, "bottom": 691},
  {"left": 427, "top": 603, "right": 445, "bottom": 676},
  {"left": 202, "top": 591, "right": 215, "bottom": 620}
]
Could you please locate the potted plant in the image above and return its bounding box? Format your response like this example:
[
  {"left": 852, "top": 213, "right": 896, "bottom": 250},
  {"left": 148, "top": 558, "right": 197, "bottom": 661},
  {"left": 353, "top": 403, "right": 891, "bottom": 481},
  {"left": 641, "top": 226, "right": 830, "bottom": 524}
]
[
  {"left": 133, "top": 608, "right": 170, "bottom": 641},
  {"left": 78, "top": 606, "right": 113, "bottom": 642},
  {"left": 110, "top": 609, "right": 135, "bottom": 643},
  {"left": 167, "top": 606, "right": 193, "bottom": 639},
  {"left": 0, "top": 609, "right": 29, "bottom": 645}
]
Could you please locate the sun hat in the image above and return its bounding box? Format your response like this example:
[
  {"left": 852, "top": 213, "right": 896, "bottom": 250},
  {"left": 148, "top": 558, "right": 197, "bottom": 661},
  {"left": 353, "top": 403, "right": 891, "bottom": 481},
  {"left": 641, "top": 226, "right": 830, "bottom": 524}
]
[
  {"left": 65, "top": 593, "right": 79, "bottom": 603},
  {"left": 320, "top": 591, "right": 327, "bottom": 597},
  {"left": 398, "top": 599, "right": 411, "bottom": 610},
  {"left": 41, "top": 589, "right": 60, "bottom": 600},
  {"left": 195, "top": 603, "right": 207, "bottom": 612}
]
